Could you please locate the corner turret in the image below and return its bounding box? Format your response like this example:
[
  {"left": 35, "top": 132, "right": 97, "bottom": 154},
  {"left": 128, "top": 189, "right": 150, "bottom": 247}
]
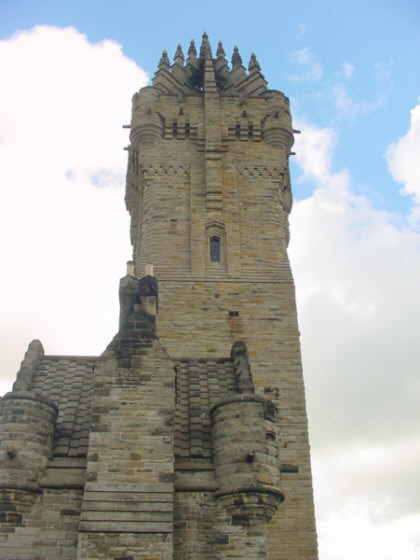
[
  {"left": 0, "top": 341, "right": 58, "bottom": 525},
  {"left": 211, "top": 342, "right": 284, "bottom": 527}
]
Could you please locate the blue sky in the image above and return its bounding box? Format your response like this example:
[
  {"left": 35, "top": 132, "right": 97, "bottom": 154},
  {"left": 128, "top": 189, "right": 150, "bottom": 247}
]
[
  {"left": 0, "top": 2, "right": 419, "bottom": 559},
  {"left": 2, "top": 0, "right": 418, "bottom": 212}
]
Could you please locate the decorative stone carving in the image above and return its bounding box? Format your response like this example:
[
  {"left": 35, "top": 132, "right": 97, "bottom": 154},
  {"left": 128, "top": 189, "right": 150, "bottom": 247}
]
[
  {"left": 152, "top": 32, "right": 268, "bottom": 97},
  {"left": 141, "top": 164, "right": 190, "bottom": 177},
  {"left": 231, "top": 341, "right": 254, "bottom": 394},
  {"left": 237, "top": 165, "right": 283, "bottom": 178}
]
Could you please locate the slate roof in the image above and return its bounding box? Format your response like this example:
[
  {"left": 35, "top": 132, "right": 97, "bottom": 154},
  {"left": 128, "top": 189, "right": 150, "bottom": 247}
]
[
  {"left": 30, "top": 356, "right": 95, "bottom": 458},
  {"left": 28, "top": 354, "right": 236, "bottom": 461},
  {"left": 174, "top": 359, "right": 236, "bottom": 458}
]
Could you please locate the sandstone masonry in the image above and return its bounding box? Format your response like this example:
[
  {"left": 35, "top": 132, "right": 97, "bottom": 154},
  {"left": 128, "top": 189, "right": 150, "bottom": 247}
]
[{"left": 0, "top": 34, "right": 318, "bottom": 559}]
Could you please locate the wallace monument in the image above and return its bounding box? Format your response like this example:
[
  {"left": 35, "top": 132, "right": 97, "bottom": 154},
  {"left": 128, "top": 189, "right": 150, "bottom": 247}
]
[{"left": 0, "top": 34, "right": 318, "bottom": 559}]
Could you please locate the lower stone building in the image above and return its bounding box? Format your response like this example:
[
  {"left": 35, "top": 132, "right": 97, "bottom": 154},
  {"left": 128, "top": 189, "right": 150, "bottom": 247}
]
[{"left": 0, "top": 34, "right": 318, "bottom": 559}]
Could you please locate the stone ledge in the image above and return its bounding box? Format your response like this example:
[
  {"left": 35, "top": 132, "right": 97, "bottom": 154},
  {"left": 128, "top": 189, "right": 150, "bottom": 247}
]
[
  {"left": 0, "top": 483, "right": 42, "bottom": 494},
  {"left": 78, "top": 521, "right": 173, "bottom": 533},
  {"left": 214, "top": 484, "right": 284, "bottom": 501},
  {"left": 210, "top": 393, "right": 276, "bottom": 415}
]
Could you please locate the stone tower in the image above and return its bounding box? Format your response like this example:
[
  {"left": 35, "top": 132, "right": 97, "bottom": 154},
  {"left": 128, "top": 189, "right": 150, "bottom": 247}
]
[{"left": 0, "top": 34, "right": 318, "bottom": 559}]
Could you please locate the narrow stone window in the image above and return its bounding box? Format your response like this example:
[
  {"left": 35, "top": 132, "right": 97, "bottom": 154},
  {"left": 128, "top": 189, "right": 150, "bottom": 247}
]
[
  {"left": 205, "top": 221, "right": 226, "bottom": 270},
  {"left": 210, "top": 236, "right": 221, "bottom": 262}
]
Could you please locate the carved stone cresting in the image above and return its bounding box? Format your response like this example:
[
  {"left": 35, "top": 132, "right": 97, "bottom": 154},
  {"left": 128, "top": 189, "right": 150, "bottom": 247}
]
[
  {"left": 237, "top": 165, "right": 283, "bottom": 179},
  {"left": 152, "top": 33, "right": 267, "bottom": 97},
  {"left": 141, "top": 164, "right": 190, "bottom": 177}
]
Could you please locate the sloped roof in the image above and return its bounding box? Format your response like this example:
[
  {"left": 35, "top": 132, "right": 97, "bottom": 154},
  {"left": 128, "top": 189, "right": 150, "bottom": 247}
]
[
  {"left": 27, "top": 353, "right": 236, "bottom": 461},
  {"left": 174, "top": 358, "right": 236, "bottom": 458},
  {"left": 30, "top": 355, "right": 95, "bottom": 457}
]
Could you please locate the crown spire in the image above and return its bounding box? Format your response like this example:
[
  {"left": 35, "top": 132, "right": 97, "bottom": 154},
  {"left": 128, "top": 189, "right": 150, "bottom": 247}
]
[
  {"left": 188, "top": 39, "right": 197, "bottom": 58},
  {"left": 158, "top": 49, "right": 170, "bottom": 69},
  {"left": 231, "top": 46, "right": 243, "bottom": 68},
  {"left": 173, "top": 44, "right": 184, "bottom": 65},
  {"left": 200, "top": 31, "right": 212, "bottom": 59},
  {"left": 216, "top": 41, "right": 226, "bottom": 58},
  {"left": 154, "top": 37, "right": 268, "bottom": 95},
  {"left": 248, "top": 52, "right": 261, "bottom": 72}
]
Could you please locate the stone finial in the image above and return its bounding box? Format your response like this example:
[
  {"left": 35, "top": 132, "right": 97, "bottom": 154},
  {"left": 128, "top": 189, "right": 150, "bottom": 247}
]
[
  {"left": 12, "top": 339, "right": 44, "bottom": 392},
  {"left": 216, "top": 41, "right": 226, "bottom": 58},
  {"left": 158, "top": 50, "right": 170, "bottom": 69},
  {"left": 173, "top": 44, "right": 184, "bottom": 65},
  {"left": 200, "top": 31, "right": 212, "bottom": 59},
  {"left": 248, "top": 52, "right": 261, "bottom": 73},
  {"left": 231, "top": 46, "right": 243, "bottom": 68},
  {"left": 214, "top": 40, "right": 229, "bottom": 88},
  {"left": 187, "top": 39, "right": 197, "bottom": 58}
]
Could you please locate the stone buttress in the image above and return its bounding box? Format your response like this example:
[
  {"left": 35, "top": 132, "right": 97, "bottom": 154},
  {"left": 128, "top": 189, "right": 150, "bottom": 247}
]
[{"left": 0, "top": 33, "right": 318, "bottom": 560}]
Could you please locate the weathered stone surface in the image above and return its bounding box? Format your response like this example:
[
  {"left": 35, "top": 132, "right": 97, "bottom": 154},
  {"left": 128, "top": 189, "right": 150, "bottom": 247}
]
[{"left": 1, "top": 33, "right": 318, "bottom": 560}]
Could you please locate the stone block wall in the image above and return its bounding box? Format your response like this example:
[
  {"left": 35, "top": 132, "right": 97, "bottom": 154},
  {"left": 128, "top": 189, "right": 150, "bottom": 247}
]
[
  {"left": 0, "top": 488, "right": 82, "bottom": 560},
  {"left": 123, "top": 45, "right": 318, "bottom": 555},
  {"left": 78, "top": 305, "right": 176, "bottom": 559}
]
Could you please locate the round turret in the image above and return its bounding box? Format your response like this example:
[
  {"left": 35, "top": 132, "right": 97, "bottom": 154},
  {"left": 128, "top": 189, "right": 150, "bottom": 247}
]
[
  {"left": 0, "top": 390, "right": 57, "bottom": 488},
  {"left": 131, "top": 87, "right": 163, "bottom": 147},
  {"left": 261, "top": 113, "right": 294, "bottom": 152},
  {"left": 211, "top": 394, "right": 284, "bottom": 525}
]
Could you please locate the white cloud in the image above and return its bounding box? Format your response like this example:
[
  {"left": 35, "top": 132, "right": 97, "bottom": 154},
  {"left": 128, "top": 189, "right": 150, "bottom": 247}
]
[
  {"left": 386, "top": 102, "right": 420, "bottom": 227},
  {"left": 288, "top": 47, "right": 323, "bottom": 81},
  {"left": 1, "top": 23, "right": 419, "bottom": 560},
  {"left": 290, "top": 117, "right": 420, "bottom": 559},
  {"left": 295, "top": 23, "right": 306, "bottom": 39},
  {"left": 333, "top": 82, "right": 385, "bottom": 119},
  {"left": 318, "top": 504, "right": 420, "bottom": 560},
  {"left": 313, "top": 440, "right": 420, "bottom": 519},
  {"left": 374, "top": 61, "right": 392, "bottom": 79},
  {"left": 342, "top": 62, "right": 354, "bottom": 80},
  {"left": 0, "top": 26, "right": 148, "bottom": 394},
  {"left": 292, "top": 121, "right": 348, "bottom": 189}
]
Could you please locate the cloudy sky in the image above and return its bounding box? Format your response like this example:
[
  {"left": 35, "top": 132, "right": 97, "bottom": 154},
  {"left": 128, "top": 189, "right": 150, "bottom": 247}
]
[{"left": 1, "top": 2, "right": 419, "bottom": 558}]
